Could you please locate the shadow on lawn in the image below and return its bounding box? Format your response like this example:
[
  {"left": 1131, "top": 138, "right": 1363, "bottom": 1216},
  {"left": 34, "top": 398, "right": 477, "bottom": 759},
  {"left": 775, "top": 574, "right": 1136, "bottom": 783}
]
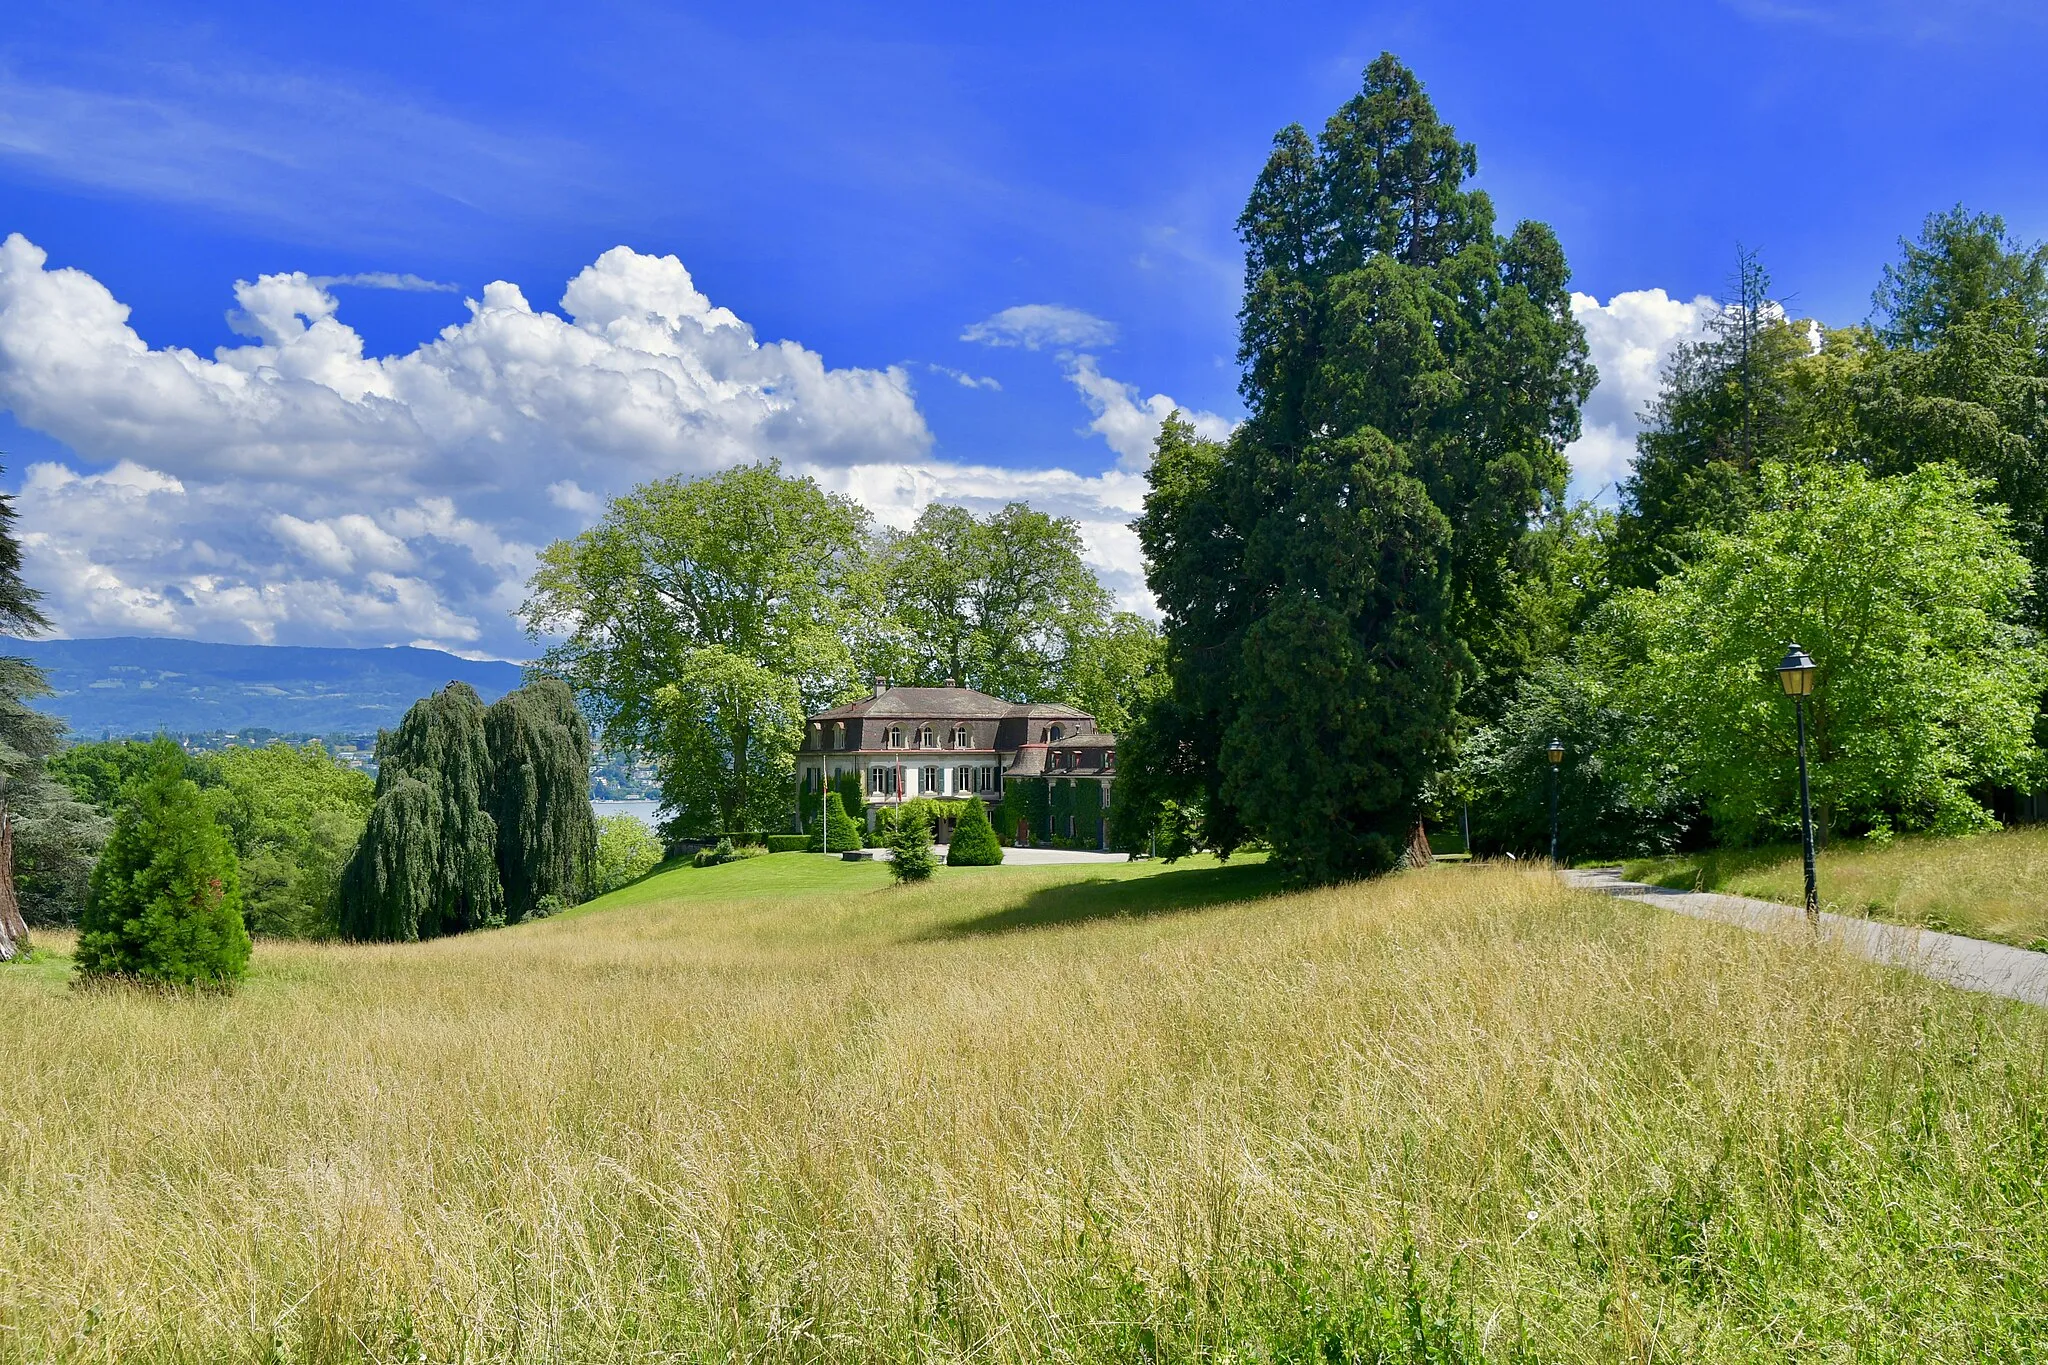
[{"left": 931, "top": 859, "right": 1290, "bottom": 938}]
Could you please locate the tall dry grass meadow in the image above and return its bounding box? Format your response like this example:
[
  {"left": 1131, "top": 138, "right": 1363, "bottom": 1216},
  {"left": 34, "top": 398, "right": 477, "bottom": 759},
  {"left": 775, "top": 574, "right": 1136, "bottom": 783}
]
[
  {"left": 0, "top": 856, "right": 2043, "bottom": 1361},
  {"left": 1626, "top": 824, "right": 2048, "bottom": 948}
]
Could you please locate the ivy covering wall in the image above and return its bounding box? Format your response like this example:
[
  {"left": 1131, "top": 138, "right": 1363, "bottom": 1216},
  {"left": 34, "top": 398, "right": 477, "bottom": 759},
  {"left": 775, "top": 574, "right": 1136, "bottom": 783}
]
[
  {"left": 993, "top": 778, "right": 1050, "bottom": 846},
  {"left": 997, "top": 777, "right": 1108, "bottom": 848}
]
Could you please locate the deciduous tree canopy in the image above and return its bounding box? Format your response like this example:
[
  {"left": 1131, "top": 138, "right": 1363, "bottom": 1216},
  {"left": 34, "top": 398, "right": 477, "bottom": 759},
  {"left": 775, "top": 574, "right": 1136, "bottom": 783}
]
[
  {"left": 1621, "top": 461, "right": 2042, "bottom": 841},
  {"left": 873, "top": 502, "right": 1111, "bottom": 701},
  {"left": 525, "top": 462, "right": 867, "bottom": 837}
]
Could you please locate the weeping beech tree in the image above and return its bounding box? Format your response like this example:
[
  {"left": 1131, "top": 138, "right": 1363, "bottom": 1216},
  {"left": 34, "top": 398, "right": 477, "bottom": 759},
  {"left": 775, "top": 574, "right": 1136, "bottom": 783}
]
[
  {"left": 342, "top": 680, "right": 599, "bottom": 940},
  {"left": 341, "top": 683, "right": 504, "bottom": 941},
  {"left": 486, "top": 678, "right": 598, "bottom": 922}
]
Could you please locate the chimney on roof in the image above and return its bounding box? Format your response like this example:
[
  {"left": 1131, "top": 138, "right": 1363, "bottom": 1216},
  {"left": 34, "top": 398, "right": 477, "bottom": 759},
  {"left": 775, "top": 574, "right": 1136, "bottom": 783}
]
[{"left": 945, "top": 676, "right": 958, "bottom": 688}]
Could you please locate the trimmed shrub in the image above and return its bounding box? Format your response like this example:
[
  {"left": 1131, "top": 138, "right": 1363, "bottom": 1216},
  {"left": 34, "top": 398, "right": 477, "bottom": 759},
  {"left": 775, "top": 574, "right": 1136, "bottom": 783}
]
[
  {"left": 831, "top": 771, "right": 866, "bottom": 825},
  {"left": 765, "top": 834, "right": 811, "bottom": 854},
  {"left": 694, "top": 837, "right": 738, "bottom": 868},
  {"left": 887, "top": 807, "right": 937, "bottom": 883},
  {"left": 75, "top": 744, "right": 252, "bottom": 989},
  {"left": 807, "top": 793, "right": 865, "bottom": 854},
  {"left": 946, "top": 798, "right": 1004, "bottom": 866}
]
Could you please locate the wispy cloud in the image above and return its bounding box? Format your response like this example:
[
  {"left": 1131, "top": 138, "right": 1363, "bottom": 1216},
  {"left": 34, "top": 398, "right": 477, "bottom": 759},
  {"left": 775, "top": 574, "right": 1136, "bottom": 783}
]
[
  {"left": 308, "top": 272, "right": 459, "bottom": 293},
  {"left": 1724, "top": 0, "right": 2045, "bottom": 40},
  {"left": 0, "top": 59, "right": 611, "bottom": 245},
  {"left": 925, "top": 363, "right": 1001, "bottom": 391},
  {"left": 962, "top": 303, "right": 1117, "bottom": 351}
]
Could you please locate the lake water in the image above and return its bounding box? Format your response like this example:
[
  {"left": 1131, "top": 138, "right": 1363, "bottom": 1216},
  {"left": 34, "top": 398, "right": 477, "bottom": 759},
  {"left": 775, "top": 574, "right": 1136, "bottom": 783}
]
[{"left": 591, "top": 798, "right": 662, "bottom": 828}]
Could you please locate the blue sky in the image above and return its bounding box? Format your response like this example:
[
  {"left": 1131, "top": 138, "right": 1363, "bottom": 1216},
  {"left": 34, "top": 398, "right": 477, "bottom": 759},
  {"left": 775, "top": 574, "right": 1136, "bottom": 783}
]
[{"left": 2, "top": 0, "right": 2045, "bottom": 657}]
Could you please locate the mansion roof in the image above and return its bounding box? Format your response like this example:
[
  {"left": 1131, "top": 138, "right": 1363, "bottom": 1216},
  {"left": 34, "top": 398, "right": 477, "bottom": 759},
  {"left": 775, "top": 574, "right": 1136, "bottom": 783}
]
[{"left": 810, "top": 684, "right": 1090, "bottom": 723}]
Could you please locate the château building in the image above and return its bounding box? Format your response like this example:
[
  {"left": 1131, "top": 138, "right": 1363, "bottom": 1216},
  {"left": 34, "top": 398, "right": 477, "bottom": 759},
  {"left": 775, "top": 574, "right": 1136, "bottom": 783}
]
[{"left": 797, "top": 681, "right": 1118, "bottom": 847}]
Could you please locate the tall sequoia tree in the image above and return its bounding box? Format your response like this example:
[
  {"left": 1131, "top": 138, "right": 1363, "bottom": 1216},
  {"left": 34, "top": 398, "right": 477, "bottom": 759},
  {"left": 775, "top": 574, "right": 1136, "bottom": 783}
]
[
  {"left": 340, "top": 683, "right": 502, "bottom": 941},
  {"left": 1132, "top": 55, "right": 1592, "bottom": 882},
  {"left": 486, "top": 678, "right": 598, "bottom": 922}
]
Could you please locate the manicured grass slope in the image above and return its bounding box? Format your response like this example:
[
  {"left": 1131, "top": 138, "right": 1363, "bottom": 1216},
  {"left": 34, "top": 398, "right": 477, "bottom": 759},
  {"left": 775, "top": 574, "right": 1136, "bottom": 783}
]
[
  {"left": 1, "top": 854, "right": 2044, "bottom": 1360},
  {"left": 1624, "top": 825, "right": 2048, "bottom": 949}
]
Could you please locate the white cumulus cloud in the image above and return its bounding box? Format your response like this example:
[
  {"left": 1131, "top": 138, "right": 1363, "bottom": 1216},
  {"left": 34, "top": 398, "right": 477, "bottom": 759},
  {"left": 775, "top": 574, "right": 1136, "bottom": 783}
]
[
  {"left": 0, "top": 234, "right": 932, "bottom": 654},
  {"left": 1565, "top": 288, "right": 1716, "bottom": 498},
  {"left": 1064, "top": 355, "right": 1236, "bottom": 471}
]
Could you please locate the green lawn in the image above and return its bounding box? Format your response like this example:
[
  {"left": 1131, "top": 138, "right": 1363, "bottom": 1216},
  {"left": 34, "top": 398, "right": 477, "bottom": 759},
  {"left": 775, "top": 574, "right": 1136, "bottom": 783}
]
[{"left": 1623, "top": 825, "right": 2048, "bottom": 949}]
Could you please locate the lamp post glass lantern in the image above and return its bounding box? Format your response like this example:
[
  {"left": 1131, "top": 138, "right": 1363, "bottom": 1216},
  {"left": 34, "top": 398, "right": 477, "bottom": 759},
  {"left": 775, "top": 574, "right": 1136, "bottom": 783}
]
[
  {"left": 1777, "top": 644, "right": 1819, "bottom": 923},
  {"left": 1546, "top": 739, "right": 1563, "bottom": 864}
]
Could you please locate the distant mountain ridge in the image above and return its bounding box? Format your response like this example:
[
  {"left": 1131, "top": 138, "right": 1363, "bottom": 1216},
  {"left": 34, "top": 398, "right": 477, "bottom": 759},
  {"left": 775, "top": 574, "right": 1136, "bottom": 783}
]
[{"left": 7, "top": 636, "right": 527, "bottom": 738}]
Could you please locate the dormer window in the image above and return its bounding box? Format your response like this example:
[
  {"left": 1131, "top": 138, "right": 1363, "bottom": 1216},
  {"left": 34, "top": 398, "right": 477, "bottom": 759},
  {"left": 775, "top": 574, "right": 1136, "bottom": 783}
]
[
  {"left": 917, "top": 724, "right": 935, "bottom": 748},
  {"left": 831, "top": 722, "right": 845, "bottom": 750},
  {"left": 1105, "top": 749, "right": 1115, "bottom": 770},
  {"left": 1049, "top": 724, "right": 1064, "bottom": 742},
  {"left": 887, "top": 725, "right": 903, "bottom": 748},
  {"left": 951, "top": 724, "right": 970, "bottom": 747}
]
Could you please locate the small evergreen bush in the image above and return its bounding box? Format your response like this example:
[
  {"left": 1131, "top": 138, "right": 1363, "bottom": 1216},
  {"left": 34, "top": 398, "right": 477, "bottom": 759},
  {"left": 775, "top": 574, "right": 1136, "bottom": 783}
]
[
  {"left": 806, "top": 794, "right": 865, "bottom": 854},
  {"left": 75, "top": 744, "right": 252, "bottom": 989},
  {"left": 946, "top": 798, "right": 1004, "bottom": 866},
  {"left": 887, "top": 807, "right": 937, "bottom": 883},
  {"left": 530, "top": 893, "right": 566, "bottom": 919}
]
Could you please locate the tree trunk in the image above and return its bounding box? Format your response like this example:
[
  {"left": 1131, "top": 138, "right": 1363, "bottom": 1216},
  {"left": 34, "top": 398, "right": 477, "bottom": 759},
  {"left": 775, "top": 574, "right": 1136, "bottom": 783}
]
[
  {"left": 0, "top": 816, "right": 26, "bottom": 962},
  {"left": 1406, "top": 819, "right": 1434, "bottom": 869}
]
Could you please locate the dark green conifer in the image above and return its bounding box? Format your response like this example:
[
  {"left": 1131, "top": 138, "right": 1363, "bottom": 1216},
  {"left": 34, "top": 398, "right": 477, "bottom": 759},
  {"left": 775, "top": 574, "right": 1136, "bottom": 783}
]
[
  {"left": 887, "top": 806, "right": 936, "bottom": 882},
  {"left": 486, "top": 679, "right": 598, "bottom": 922},
  {"left": 944, "top": 797, "right": 1003, "bottom": 866},
  {"left": 74, "top": 740, "right": 250, "bottom": 987},
  {"left": 806, "top": 793, "right": 864, "bottom": 854},
  {"left": 1132, "top": 54, "right": 1592, "bottom": 882},
  {"left": 339, "top": 684, "right": 502, "bottom": 940}
]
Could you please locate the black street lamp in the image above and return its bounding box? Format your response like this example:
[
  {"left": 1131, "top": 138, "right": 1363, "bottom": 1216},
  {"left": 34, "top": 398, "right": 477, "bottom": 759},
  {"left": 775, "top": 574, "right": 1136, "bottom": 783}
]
[
  {"left": 1777, "top": 643, "right": 1819, "bottom": 925},
  {"left": 1547, "top": 738, "right": 1564, "bottom": 864}
]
